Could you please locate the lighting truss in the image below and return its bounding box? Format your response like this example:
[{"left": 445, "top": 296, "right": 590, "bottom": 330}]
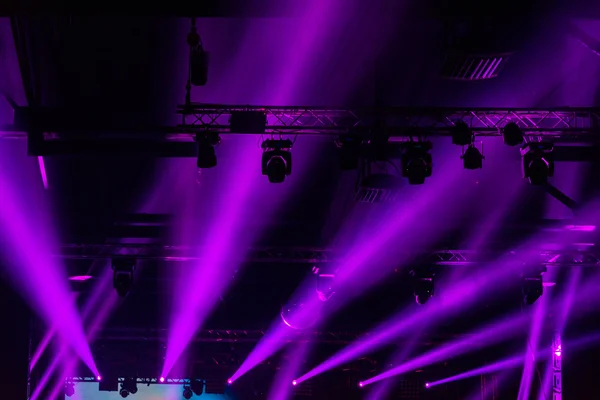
[
  {"left": 1, "top": 106, "right": 599, "bottom": 143},
  {"left": 57, "top": 244, "right": 600, "bottom": 266},
  {"left": 175, "top": 104, "right": 600, "bottom": 139},
  {"left": 68, "top": 377, "right": 189, "bottom": 384}
]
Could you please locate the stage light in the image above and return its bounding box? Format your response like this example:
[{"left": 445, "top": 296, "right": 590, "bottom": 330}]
[
  {"left": 227, "top": 379, "right": 233, "bottom": 385},
  {"left": 159, "top": 376, "right": 165, "bottom": 383},
  {"left": 521, "top": 142, "right": 554, "bottom": 185},
  {"left": 64, "top": 382, "right": 75, "bottom": 397},
  {"left": 425, "top": 382, "right": 430, "bottom": 388},
  {"left": 451, "top": 121, "right": 473, "bottom": 146},
  {"left": 292, "top": 380, "right": 298, "bottom": 386},
  {"left": 401, "top": 142, "right": 433, "bottom": 185},
  {"left": 183, "top": 386, "right": 193, "bottom": 399},
  {"left": 261, "top": 139, "right": 293, "bottom": 183},
  {"left": 119, "top": 388, "right": 129, "bottom": 398},
  {"left": 196, "top": 133, "right": 220, "bottom": 169},
  {"left": 522, "top": 275, "right": 543, "bottom": 305},
  {"left": 122, "top": 378, "right": 137, "bottom": 395},
  {"left": 190, "top": 378, "right": 204, "bottom": 395},
  {"left": 281, "top": 303, "right": 319, "bottom": 330},
  {"left": 316, "top": 272, "right": 335, "bottom": 302},
  {"left": 411, "top": 269, "right": 435, "bottom": 305},
  {"left": 112, "top": 258, "right": 135, "bottom": 297},
  {"left": 358, "top": 382, "right": 364, "bottom": 388},
  {"left": 503, "top": 122, "right": 524, "bottom": 146},
  {"left": 462, "top": 144, "right": 484, "bottom": 169},
  {"left": 337, "top": 134, "right": 362, "bottom": 170}
]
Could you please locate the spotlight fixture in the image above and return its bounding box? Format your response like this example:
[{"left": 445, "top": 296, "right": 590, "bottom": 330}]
[
  {"left": 261, "top": 139, "right": 293, "bottom": 183},
  {"left": 64, "top": 382, "right": 75, "bottom": 397},
  {"left": 122, "top": 378, "right": 138, "bottom": 395},
  {"left": 183, "top": 385, "right": 193, "bottom": 399},
  {"left": 462, "top": 144, "right": 484, "bottom": 169},
  {"left": 401, "top": 141, "right": 433, "bottom": 185},
  {"left": 315, "top": 271, "right": 335, "bottom": 302},
  {"left": 522, "top": 274, "right": 544, "bottom": 305},
  {"left": 119, "top": 387, "right": 129, "bottom": 398},
  {"left": 451, "top": 121, "right": 473, "bottom": 146},
  {"left": 292, "top": 380, "right": 298, "bottom": 386},
  {"left": 337, "top": 134, "right": 362, "bottom": 170},
  {"left": 190, "top": 378, "right": 205, "bottom": 396},
  {"left": 411, "top": 269, "right": 435, "bottom": 305},
  {"left": 503, "top": 122, "right": 524, "bottom": 146},
  {"left": 521, "top": 142, "right": 554, "bottom": 185},
  {"left": 112, "top": 258, "right": 135, "bottom": 297},
  {"left": 196, "top": 132, "right": 220, "bottom": 169},
  {"left": 159, "top": 377, "right": 165, "bottom": 383}
]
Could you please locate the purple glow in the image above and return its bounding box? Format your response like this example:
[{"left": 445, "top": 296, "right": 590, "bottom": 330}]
[
  {"left": 425, "top": 383, "right": 430, "bottom": 388},
  {"left": 292, "top": 380, "right": 297, "bottom": 386},
  {"left": 68, "top": 275, "right": 93, "bottom": 282},
  {"left": 228, "top": 378, "right": 233, "bottom": 385},
  {"left": 358, "top": 382, "right": 364, "bottom": 388},
  {"left": 159, "top": 376, "right": 165, "bottom": 383},
  {"left": 97, "top": 375, "right": 102, "bottom": 381},
  {"left": 564, "top": 224, "right": 596, "bottom": 232},
  {"left": 37, "top": 156, "right": 49, "bottom": 190}
]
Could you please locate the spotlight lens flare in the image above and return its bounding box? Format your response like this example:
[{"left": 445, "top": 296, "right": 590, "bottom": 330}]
[
  {"left": 425, "top": 382, "right": 430, "bottom": 388},
  {"left": 228, "top": 379, "right": 233, "bottom": 385},
  {"left": 358, "top": 382, "right": 364, "bottom": 388},
  {"left": 292, "top": 380, "right": 297, "bottom": 386},
  {"left": 97, "top": 375, "right": 102, "bottom": 381},
  {"left": 159, "top": 376, "right": 165, "bottom": 383}
]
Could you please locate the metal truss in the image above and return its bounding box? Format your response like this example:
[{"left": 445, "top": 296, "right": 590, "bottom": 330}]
[
  {"left": 95, "top": 327, "right": 364, "bottom": 344},
  {"left": 67, "top": 377, "right": 189, "bottom": 384},
  {"left": 177, "top": 103, "right": 600, "bottom": 138},
  {"left": 58, "top": 244, "right": 337, "bottom": 263},
  {"left": 58, "top": 244, "right": 600, "bottom": 266}
]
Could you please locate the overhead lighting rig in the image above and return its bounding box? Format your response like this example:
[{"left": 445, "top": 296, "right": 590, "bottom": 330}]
[
  {"left": 521, "top": 142, "right": 554, "bottom": 185},
  {"left": 261, "top": 139, "right": 293, "bottom": 183},
  {"left": 401, "top": 141, "right": 433, "bottom": 185}
]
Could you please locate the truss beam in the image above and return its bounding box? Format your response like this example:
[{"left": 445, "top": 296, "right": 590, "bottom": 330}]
[
  {"left": 57, "top": 244, "right": 600, "bottom": 266},
  {"left": 176, "top": 104, "right": 600, "bottom": 138},
  {"left": 1, "top": 106, "right": 599, "bottom": 143}
]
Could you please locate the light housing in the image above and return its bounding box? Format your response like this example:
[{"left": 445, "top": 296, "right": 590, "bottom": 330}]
[
  {"left": 411, "top": 269, "right": 435, "bottom": 305},
  {"left": 462, "top": 144, "right": 484, "bottom": 169},
  {"left": 503, "top": 122, "right": 524, "bottom": 146},
  {"left": 401, "top": 142, "right": 433, "bottom": 185},
  {"left": 261, "top": 139, "right": 293, "bottom": 183},
  {"left": 521, "top": 142, "right": 554, "bottom": 185},
  {"left": 451, "top": 121, "right": 473, "bottom": 146},
  {"left": 196, "top": 132, "right": 220, "bottom": 169}
]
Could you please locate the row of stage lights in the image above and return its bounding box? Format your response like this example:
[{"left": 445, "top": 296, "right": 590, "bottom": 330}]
[
  {"left": 195, "top": 120, "right": 552, "bottom": 185},
  {"left": 110, "top": 258, "right": 545, "bottom": 308},
  {"left": 65, "top": 376, "right": 208, "bottom": 398}
]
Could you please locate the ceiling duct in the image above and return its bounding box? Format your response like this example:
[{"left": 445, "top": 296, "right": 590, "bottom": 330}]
[{"left": 441, "top": 20, "right": 519, "bottom": 81}]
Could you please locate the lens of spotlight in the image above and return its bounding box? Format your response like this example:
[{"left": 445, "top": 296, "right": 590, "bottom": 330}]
[
  {"left": 64, "top": 382, "right": 75, "bottom": 397},
  {"left": 183, "top": 386, "right": 193, "bottom": 399},
  {"left": 503, "top": 122, "right": 524, "bottom": 146},
  {"left": 119, "top": 388, "right": 129, "bottom": 398},
  {"left": 266, "top": 156, "right": 287, "bottom": 183},
  {"left": 159, "top": 376, "right": 165, "bottom": 383}
]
